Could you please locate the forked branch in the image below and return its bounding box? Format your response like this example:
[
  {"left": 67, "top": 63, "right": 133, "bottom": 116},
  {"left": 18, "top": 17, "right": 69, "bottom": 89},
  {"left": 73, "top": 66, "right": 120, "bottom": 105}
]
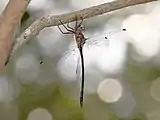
[{"left": 10, "top": 0, "right": 157, "bottom": 60}]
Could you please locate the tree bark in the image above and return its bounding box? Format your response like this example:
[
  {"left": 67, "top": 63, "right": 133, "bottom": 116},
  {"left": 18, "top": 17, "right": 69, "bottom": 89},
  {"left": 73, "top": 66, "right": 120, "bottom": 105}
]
[{"left": 0, "top": 0, "right": 30, "bottom": 72}]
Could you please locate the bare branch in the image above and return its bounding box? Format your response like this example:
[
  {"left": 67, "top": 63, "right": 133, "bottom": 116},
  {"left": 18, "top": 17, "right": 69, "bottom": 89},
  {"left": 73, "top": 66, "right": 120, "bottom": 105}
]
[
  {"left": 0, "top": 0, "right": 30, "bottom": 72},
  {"left": 11, "top": 0, "right": 156, "bottom": 60}
]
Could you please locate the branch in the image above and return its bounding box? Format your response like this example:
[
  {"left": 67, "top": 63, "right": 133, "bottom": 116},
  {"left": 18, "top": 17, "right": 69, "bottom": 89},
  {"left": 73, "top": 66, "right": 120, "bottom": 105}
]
[
  {"left": 0, "top": 0, "right": 30, "bottom": 72},
  {"left": 11, "top": 0, "right": 156, "bottom": 59}
]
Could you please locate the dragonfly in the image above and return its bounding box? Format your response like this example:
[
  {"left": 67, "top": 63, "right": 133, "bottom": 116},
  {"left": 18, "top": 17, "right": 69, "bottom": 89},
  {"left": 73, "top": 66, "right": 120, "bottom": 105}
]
[
  {"left": 57, "top": 17, "right": 122, "bottom": 107},
  {"left": 57, "top": 17, "right": 87, "bottom": 107}
]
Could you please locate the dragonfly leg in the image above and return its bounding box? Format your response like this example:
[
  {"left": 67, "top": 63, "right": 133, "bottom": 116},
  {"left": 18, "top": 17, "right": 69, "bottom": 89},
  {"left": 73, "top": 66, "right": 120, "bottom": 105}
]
[
  {"left": 57, "top": 25, "right": 73, "bottom": 34},
  {"left": 75, "top": 16, "right": 78, "bottom": 30},
  {"left": 67, "top": 22, "right": 74, "bottom": 31},
  {"left": 78, "top": 17, "right": 83, "bottom": 27},
  {"left": 59, "top": 20, "right": 74, "bottom": 33}
]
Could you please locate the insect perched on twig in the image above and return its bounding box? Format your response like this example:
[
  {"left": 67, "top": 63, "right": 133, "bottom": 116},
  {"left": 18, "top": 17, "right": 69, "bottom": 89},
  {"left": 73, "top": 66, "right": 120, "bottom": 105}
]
[{"left": 57, "top": 17, "right": 86, "bottom": 107}]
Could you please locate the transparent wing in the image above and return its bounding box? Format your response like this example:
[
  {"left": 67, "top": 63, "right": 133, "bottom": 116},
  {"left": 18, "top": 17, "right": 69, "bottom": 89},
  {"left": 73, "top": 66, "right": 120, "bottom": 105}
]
[
  {"left": 76, "top": 55, "right": 81, "bottom": 81},
  {"left": 85, "top": 29, "right": 120, "bottom": 47}
]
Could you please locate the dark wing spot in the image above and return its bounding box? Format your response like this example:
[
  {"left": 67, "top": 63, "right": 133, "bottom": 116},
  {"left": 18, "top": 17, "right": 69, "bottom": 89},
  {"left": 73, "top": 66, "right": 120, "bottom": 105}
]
[
  {"left": 105, "top": 37, "right": 108, "bottom": 39},
  {"left": 122, "top": 29, "right": 126, "bottom": 31}
]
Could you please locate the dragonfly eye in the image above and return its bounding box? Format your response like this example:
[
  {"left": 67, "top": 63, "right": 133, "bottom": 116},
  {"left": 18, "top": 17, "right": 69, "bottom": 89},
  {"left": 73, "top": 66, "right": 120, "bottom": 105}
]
[{"left": 79, "top": 25, "right": 85, "bottom": 30}]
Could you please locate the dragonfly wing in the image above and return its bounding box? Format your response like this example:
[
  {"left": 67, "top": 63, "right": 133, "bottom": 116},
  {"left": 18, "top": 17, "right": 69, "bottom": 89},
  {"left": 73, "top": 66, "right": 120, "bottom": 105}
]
[{"left": 76, "top": 55, "right": 81, "bottom": 81}]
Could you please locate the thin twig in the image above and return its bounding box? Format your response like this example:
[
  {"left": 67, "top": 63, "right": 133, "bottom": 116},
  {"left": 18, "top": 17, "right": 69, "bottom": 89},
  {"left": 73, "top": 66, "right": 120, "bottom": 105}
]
[{"left": 11, "top": 0, "right": 156, "bottom": 59}]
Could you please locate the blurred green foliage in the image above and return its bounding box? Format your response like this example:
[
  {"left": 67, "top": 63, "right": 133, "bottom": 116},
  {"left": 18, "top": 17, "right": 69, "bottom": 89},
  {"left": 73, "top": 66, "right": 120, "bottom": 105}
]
[{"left": 15, "top": 83, "right": 84, "bottom": 120}]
